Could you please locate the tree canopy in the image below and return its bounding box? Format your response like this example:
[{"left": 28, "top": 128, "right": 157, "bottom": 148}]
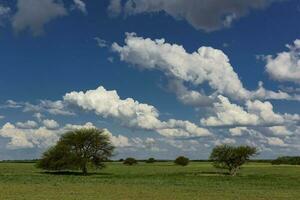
[
  {"left": 37, "top": 128, "right": 114, "bottom": 175},
  {"left": 210, "top": 145, "right": 257, "bottom": 176},
  {"left": 174, "top": 156, "right": 189, "bottom": 166},
  {"left": 146, "top": 158, "right": 156, "bottom": 163}
]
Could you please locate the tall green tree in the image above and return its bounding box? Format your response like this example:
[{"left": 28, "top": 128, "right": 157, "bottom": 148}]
[
  {"left": 37, "top": 128, "right": 114, "bottom": 175},
  {"left": 210, "top": 145, "right": 257, "bottom": 176}
]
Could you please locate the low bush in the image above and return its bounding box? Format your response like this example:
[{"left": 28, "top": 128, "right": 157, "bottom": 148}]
[
  {"left": 174, "top": 156, "right": 189, "bottom": 166},
  {"left": 123, "top": 157, "right": 138, "bottom": 165},
  {"left": 146, "top": 158, "right": 156, "bottom": 163}
]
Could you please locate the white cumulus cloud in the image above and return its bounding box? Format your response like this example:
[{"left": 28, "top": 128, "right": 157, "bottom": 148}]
[
  {"left": 64, "top": 85, "right": 212, "bottom": 138},
  {"left": 0, "top": 123, "right": 59, "bottom": 149},
  {"left": 265, "top": 39, "right": 300, "bottom": 84},
  {"left": 265, "top": 137, "right": 287, "bottom": 147},
  {"left": 200, "top": 95, "right": 287, "bottom": 127},
  {"left": 112, "top": 33, "right": 290, "bottom": 104},
  {"left": 0, "top": 121, "right": 135, "bottom": 150},
  {"left": 42, "top": 119, "right": 60, "bottom": 129}
]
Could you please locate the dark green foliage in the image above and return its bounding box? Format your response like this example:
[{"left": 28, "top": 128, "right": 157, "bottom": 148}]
[
  {"left": 37, "top": 128, "right": 114, "bottom": 175},
  {"left": 272, "top": 156, "right": 300, "bottom": 165},
  {"left": 146, "top": 158, "right": 156, "bottom": 163},
  {"left": 174, "top": 156, "right": 189, "bottom": 166},
  {"left": 123, "top": 157, "right": 138, "bottom": 165},
  {"left": 210, "top": 145, "right": 257, "bottom": 176}
]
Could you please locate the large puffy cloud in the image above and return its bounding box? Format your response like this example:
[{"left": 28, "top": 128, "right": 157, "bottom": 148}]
[
  {"left": 200, "top": 95, "right": 290, "bottom": 127},
  {"left": 112, "top": 33, "right": 250, "bottom": 100},
  {"left": 230, "top": 124, "right": 298, "bottom": 139},
  {"left": 228, "top": 126, "right": 296, "bottom": 149},
  {"left": 229, "top": 127, "right": 249, "bottom": 136},
  {"left": 0, "top": 123, "right": 59, "bottom": 149},
  {"left": 64, "top": 86, "right": 161, "bottom": 130},
  {"left": 250, "top": 81, "right": 294, "bottom": 100},
  {"left": 12, "top": 0, "right": 67, "bottom": 36},
  {"left": 167, "top": 79, "right": 212, "bottom": 106},
  {"left": 0, "top": 121, "right": 134, "bottom": 149},
  {"left": 100, "top": 128, "right": 130, "bottom": 148},
  {"left": 108, "top": 0, "right": 280, "bottom": 32},
  {"left": 246, "top": 99, "right": 284, "bottom": 125},
  {"left": 265, "top": 137, "right": 287, "bottom": 147},
  {"left": 64, "top": 85, "right": 212, "bottom": 137},
  {"left": 112, "top": 33, "right": 290, "bottom": 104},
  {"left": 42, "top": 119, "right": 60, "bottom": 129},
  {"left": 201, "top": 96, "right": 259, "bottom": 127},
  {"left": 265, "top": 39, "right": 300, "bottom": 84},
  {"left": 268, "top": 126, "right": 293, "bottom": 136}
]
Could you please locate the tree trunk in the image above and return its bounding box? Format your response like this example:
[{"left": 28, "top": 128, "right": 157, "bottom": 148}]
[
  {"left": 82, "top": 163, "right": 88, "bottom": 175},
  {"left": 230, "top": 167, "right": 239, "bottom": 176}
]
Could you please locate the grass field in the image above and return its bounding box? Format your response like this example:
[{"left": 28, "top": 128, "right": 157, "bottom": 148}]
[{"left": 0, "top": 162, "right": 299, "bottom": 200}]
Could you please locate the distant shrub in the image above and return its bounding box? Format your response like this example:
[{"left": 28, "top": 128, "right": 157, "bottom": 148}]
[
  {"left": 146, "top": 158, "right": 156, "bottom": 163},
  {"left": 272, "top": 156, "right": 300, "bottom": 165},
  {"left": 174, "top": 156, "right": 189, "bottom": 166},
  {"left": 123, "top": 157, "right": 138, "bottom": 165},
  {"left": 119, "top": 158, "right": 124, "bottom": 162}
]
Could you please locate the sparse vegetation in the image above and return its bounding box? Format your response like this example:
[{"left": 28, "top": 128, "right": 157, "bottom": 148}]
[
  {"left": 210, "top": 145, "right": 257, "bottom": 176},
  {"left": 174, "top": 156, "right": 189, "bottom": 166}
]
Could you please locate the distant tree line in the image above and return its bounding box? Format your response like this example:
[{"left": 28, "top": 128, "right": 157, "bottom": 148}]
[{"left": 271, "top": 156, "right": 300, "bottom": 165}]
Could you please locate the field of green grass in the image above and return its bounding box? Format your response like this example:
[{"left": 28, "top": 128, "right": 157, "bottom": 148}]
[{"left": 0, "top": 162, "right": 299, "bottom": 200}]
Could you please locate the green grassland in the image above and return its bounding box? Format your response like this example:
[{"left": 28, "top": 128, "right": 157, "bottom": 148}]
[{"left": 0, "top": 162, "right": 299, "bottom": 200}]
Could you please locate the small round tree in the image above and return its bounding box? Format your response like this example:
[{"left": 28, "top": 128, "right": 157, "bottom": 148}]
[
  {"left": 210, "top": 145, "right": 257, "bottom": 176},
  {"left": 146, "top": 157, "right": 156, "bottom": 163},
  {"left": 174, "top": 156, "right": 189, "bottom": 166},
  {"left": 37, "top": 128, "right": 114, "bottom": 175},
  {"left": 123, "top": 157, "right": 138, "bottom": 165}
]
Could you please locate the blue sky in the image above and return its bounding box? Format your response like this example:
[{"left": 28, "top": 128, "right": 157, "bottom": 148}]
[{"left": 0, "top": 0, "right": 300, "bottom": 160}]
